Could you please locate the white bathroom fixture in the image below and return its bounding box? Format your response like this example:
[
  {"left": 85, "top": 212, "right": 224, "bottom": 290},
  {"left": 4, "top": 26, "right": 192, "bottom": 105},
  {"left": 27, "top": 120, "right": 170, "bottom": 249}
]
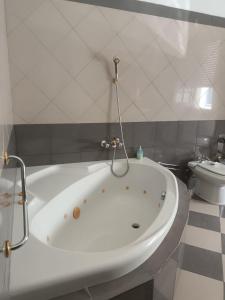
[
  {"left": 188, "top": 160, "right": 225, "bottom": 205},
  {"left": 11, "top": 158, "right": 178, "bottom": 300}
]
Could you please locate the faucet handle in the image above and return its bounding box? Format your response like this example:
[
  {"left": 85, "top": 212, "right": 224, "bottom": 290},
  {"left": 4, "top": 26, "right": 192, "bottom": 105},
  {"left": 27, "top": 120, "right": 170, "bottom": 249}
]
[{"left": 101, "top": 140, "right": 110, "bottom": 149}]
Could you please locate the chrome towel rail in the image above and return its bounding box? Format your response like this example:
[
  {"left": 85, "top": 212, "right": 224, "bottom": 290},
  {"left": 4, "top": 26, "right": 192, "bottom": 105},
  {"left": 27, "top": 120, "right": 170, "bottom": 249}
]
[{"left": 0, "top": 152, "right": 29, "bottom": 257}]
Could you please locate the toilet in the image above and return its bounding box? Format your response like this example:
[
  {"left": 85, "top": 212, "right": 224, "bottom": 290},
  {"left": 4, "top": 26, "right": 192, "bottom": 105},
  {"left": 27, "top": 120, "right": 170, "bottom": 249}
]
[{"left": 188, "top": 160, "right": 225, "bottom": 205}]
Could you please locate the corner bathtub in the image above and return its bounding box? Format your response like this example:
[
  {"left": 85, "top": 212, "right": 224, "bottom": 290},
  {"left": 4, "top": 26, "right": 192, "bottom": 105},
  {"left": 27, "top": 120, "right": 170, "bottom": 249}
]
[{"left": 11, "top": 158, "right": 179, "bottom": 300}]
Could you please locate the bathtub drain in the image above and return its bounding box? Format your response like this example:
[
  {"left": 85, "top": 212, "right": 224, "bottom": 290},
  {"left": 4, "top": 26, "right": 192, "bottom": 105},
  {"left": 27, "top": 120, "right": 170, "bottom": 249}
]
[{"left": 132, "top": 223, "right": 140, "bottom": 229}]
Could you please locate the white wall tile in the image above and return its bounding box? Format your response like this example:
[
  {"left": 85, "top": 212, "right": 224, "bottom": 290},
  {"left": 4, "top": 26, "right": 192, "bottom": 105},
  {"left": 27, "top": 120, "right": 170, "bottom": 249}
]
[
  {"left": 151, "top": 104, "right": 178, "bottom": 121},
  {"left": 9, "top": 62, "right": 25, "bottom": 88},
  {"left": 76, "top": 58, "right": 111, "bottom": 101},
  {"left": 153, "top": 65, "right": 185, "bottom": 109},
  {"left": 53, "top": 80, "right": 94, "bottom": 122},
  {"left": 119, "top": 17, "right": 155, "bottom": 58},
  {"left": 99, "top": 6, "right": 134, "bottom": 33},
  {"left": 26, "top": 1, "right": 70, "bottom": 51},
  {"left": 31, "top": 103, "right": 68, "bottom": 124},
  {"left": 52, "top": 0, "right": 93, "bottom": 28},
  {"left": 8, "top": 24, "right": 49, "bottom": 74},
  {"left": 76, "top": 8, "right": 115, "bottom": 53},
  {"left": 137, "top": 42, "right": 169, "bottom": 81},
  {"left": 119, "top": 63, "right": 150, "bottom": 102},
  {"left": 54, "top": 30, "right": 93, "bottom": 78},
  {"left": 136, "top": 85, "right": 165, "bottom": 120},
  {"left": 12, "top": 78, "right": 49, "bottom": 123},
  {"left": 79, "top": 103, "right": 107, "bottom": 123},
  {"left": 0, "top": 0, "right": 13, "bottom": 156},
  {"left": 5, "top": 0, "right": 225, "bottom": 124},
  {"left": 96, "top": 85, "right": 132, "bottom": 122},
  {"left": 28, "top": 55, "right": 71, "bottom": 100},
  {"left": 122, "top": 104, "right": 146, "bottom": 122},
  {"left": 5, "top": 0, "right": 45, "bottom": 20},
  {"left": 100, "top": 36, "right": 133, "bottom": 77}
]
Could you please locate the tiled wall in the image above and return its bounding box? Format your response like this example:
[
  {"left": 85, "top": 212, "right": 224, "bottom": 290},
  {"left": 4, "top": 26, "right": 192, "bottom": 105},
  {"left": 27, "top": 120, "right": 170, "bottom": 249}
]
[
  {"left": 14, "top": 120, "right": 225, "bottom": 175},
  {"left": 5, "top": 0, "right": 225, "bottom": 124},
  {"left": 0, "top": 0, "right": 15, "bottom": 299}
]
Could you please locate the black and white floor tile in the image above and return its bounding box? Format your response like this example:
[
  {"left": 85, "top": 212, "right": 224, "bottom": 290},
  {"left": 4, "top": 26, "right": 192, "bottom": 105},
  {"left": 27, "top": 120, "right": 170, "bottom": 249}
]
[{"left": 174, "top": 196, "right": 225, "bottom": 300}]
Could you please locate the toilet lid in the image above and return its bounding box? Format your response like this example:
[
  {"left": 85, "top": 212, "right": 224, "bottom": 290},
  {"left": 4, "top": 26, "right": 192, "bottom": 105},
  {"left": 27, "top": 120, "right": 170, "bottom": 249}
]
[{"left": 198, "top": 161, "right": 225, "bottom": 176}]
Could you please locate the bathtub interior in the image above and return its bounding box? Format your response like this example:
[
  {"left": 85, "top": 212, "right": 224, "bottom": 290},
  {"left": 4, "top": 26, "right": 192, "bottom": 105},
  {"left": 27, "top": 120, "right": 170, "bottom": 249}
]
[{"left": 30, "top": 162, "right": 167, "bottom": 252}]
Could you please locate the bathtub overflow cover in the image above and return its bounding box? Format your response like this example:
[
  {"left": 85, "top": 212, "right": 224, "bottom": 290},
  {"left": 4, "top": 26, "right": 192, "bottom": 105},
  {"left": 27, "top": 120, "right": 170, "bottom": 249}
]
[{"left": 132, "top": 223, "right": 140, "bottom": 229}]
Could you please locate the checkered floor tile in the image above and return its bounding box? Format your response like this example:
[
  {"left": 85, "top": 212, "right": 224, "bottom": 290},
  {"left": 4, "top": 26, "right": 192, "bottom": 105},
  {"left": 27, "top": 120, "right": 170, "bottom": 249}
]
[{"left": 173, "top": 196, "right": 225, "bottom": 300}]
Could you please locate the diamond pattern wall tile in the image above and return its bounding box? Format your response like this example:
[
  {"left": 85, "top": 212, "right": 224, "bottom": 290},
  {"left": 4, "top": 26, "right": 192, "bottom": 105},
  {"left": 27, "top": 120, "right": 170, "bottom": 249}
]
[
  {"left": 151, "top": 104, "right": 178, "bottom": 121},
  {"left": 5, "top": 0, "right": 45, "bottom": 20},
  {"left": 79, "top": 103, "right": 108, "bottom": 123},
  {"left": 121, "top": 104, "right": 146, "bottom": 122},
  {"left": 177, "top": 88, "right": 203, "bottom": 119},
  {"left": 9, "top": 62, "right": 25, "bottom": 88},
  {"left": 153, "top": 65, "right": 185, "bottom": 105},
  {"left": 76, "top": 8, "right": 116, "bottom": 53},
  {"left": 99, "top": 6, "right": 135, "bottom": 33},
  {"left": 214, "top": 77, "right": 225, "bottom": 99},
  {"left": 8, "top": 24, "right": 49, "bottom": 74},
  {"left": 199, "top": 89, "right": 225, "bottom": 120},
  {"left": 13, "top": 113, "right": 26, "bottom": 125},
  {"left": 28, "top": 54, "right": 71, "bottom": 100},
  {"left": 171, "top": 54, "right": 201, "bottom": 83},
  {"left": 189, "top": 25, "right": 222, "bottom": 65},
  {"left": 156, "top": 19, "right": 189, "bottom": 59},
  {"left": 100, "top": 36, "right": 133, "bottom": 77},
  {"left": 119, "top": 63, "right": 150, "bottom": 102},
  {"left": 13, "top": 77, "right": 50, "bottom": 123},
  {"left": 25, "top": 1, "right": 71, "bottom": 51},
  {"left": 137, "top": 42, "right": 169, "bottom": 82},
  {"left": 96, "top": 84, "right": 132, "bottom": 122},
  {"left": 53, "top": 80, "right": 94, "bottom": 122},
  {"left": 53, "top": 30, "right": 93, "bottom": 78},
  {"left": 5, "top": 13, "right": 22, "bottom": 35},
  {"left": 31, "top": 103, "right": 68, "bottom": 124},
  {"left": 5, "top": 0, "right": 225, "bottom": 124},
  {"left": 119, "top": 17, "right": 155, "bottom": 58},
  {"left": 76, "top": 58, "right": 111, "bottom": 101},
  {"left": 52, "top": 0, "right": 94, "bottom": 28},
  {"left": 136, "top": 84, "right": 165, "bottom": 121},
  {"left": 136, "top": 13, "right": 171, "bottom": 41},
  {"left": 185, "top": 67, "right": 212, "bottom": 97},
  {"left": 201, "top": 57, "right": 225, "bottom": 85}
]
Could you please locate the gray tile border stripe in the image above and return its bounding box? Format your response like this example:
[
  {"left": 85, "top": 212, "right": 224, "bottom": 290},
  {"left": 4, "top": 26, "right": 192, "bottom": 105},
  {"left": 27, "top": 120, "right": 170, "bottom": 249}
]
[
  {"left": 181, "top": 244, "right": 223, "bottom": 281},
  {"left": 14, "top": 120, "right": 225, "bottom": 170},
  {"left": 221, "top": 234, "right": 225, "bottom": 255},
  {"left": 220, "top": 206, "right": 225, "bottom": 218},
  {"left": 188, "top": 211, "right": 221, "bottom": 232},
  {"left": 69, "top": 0, "right": 225, "bottom": 28}
]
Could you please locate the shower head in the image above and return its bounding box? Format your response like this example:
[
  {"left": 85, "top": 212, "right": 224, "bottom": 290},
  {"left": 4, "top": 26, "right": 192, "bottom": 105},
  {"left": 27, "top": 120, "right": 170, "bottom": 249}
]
[
  {"left": 113, "top": 57, "right": 120, "bottom": 82},
  {"left": 113, "top": 57, "right": 120, "bottom": 65}
]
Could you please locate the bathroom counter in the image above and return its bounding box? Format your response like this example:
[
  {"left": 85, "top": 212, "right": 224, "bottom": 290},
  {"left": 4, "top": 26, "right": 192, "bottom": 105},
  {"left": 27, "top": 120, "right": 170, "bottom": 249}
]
[{"left": 10, "top": 160, "right": 190, "bottom": 300}]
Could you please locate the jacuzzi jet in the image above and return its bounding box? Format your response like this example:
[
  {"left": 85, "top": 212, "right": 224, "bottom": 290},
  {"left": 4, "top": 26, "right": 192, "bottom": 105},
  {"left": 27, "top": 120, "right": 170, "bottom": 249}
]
[{"left": 132, "top": 223, "right": 140, "bottom": 229}]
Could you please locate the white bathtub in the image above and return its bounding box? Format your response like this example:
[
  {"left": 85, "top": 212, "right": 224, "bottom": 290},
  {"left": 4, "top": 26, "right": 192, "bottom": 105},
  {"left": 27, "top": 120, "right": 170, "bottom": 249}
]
[{"left": 11, "top": 158, "right": 178, "bottom": 300}]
